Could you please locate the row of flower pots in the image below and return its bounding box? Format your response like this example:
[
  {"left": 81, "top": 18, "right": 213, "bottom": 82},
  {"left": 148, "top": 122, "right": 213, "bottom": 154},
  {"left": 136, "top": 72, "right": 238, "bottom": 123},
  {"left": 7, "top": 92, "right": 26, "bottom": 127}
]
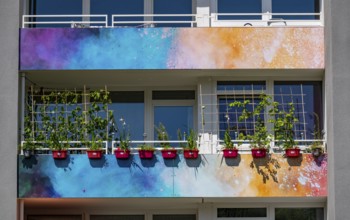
[
  {"left": 48, "top": 148, "right": 307, "bottom": 160},
  {"left": 48, "top": 149, "right": 200, "bottom": 160},
  {"left": 222, "top": 148, "right": 302, "bottom": 158}
]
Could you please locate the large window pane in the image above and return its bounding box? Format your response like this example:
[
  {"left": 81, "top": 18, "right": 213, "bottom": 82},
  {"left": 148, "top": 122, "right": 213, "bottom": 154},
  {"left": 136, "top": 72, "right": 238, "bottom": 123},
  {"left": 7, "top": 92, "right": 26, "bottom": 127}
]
[
  {"left": 217, "top": 0, "right": 262, "bottom": 20},
  {"left": 91, "top": 0, "right": 144, "bottom": 26},
  {"left": 218, "top": 96, "right": 263, "bottom": 140},
  {"left": 153, "top": 0, "right": 193, "bottom": 27},
  {"left": 154, "top": 106, "right": 193, "bottom": 144},
  {"left": 110, "top": 92, "right": 144, "bottom": 142},
  {"left": 217, "top": 81, "right": 266, "bottom": 140},
  {"left": 272, "top": 0, "right": 320, "bottom": 20},
  {"left": 90, "top": 215, "right": 144, "bottom": 220},
  {"left": 28, "top": 0, "right": 83, "bottom": 27},
  {"left": 275, "top": 208, "right": 324, "bottom": 220},
  {"left": 274, "top": 81, "right": 323, "bottom": 140},
  {"left": 153, "top": 214, "right": 196, "bottom": 220}
]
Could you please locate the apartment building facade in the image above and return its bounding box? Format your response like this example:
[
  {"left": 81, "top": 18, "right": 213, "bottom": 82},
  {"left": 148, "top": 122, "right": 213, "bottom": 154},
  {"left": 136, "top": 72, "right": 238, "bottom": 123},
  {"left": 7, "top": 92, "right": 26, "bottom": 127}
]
[{"left": 0, "top": 0, "right": 349, "bottom": 219}]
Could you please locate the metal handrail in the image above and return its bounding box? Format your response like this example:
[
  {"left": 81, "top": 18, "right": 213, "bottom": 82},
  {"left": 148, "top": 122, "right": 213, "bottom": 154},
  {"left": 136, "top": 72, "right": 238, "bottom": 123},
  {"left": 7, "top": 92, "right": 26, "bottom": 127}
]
[
  {"left": 217, "top": 139, "right": 327, "bottom": 152},
  {"left": 111, "top": 140, "right": 190, "bottom": 154},
  {"left": 22, "top": 14, "right": 108, "bottom": 28},
  {"left": 111, "top": 14, "right": 198, "bottom": 27},
  {"left": 20, "top": 140, "right": 108, "bottom": 154}
]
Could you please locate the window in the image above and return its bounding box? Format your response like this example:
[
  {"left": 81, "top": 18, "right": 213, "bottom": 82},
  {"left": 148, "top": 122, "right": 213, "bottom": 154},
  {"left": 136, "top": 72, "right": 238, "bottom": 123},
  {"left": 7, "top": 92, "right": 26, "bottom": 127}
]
[
  {"left": 217, "top": 81, "right": 323, "bottom": 143},
  {"left": 217, "top": 0, "right": 262, "bottom": 20},
  {"left": 217, "top": 81, "right": 266, "bottom": 140},
  {"left": 28, "top": 0, "right": 83, "bottom": 27},
  {"left": 153, "top": 90, "right": 195, "bottom": 144},
  {"left": 153, "top": 214, "right": 196, "bottom": 220},
  {"left": 272, "top": 0, "right": 320, "bottom": 20},
  {"left": 275, "top": 208, "right": 324, "bottom": 220},
  {"left": 90, "top": 215, "right": 145, "bottom": 220},
  {"left": 274, "top": 81, "right": 323, "bottom": 140},
  {"left": 153, "top": 0, "right": 193, "bottom": 27},
  {"left": 217, "top": 208, "right": 267, "bottom": 218},
  {"left": 27, "top": 216, "right": 82, "bottom": 220},
  {"left": 110, "top": 91, "right": 144, "bottom": 142},
  {"left": 91, "top": 0, "right": 144, "bottom": 26}
]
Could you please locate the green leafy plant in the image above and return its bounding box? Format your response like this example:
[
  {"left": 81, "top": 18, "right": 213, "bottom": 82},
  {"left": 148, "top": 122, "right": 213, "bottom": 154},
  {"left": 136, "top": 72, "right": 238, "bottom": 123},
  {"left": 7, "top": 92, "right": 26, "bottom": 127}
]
[
  {"left": 41, "top": 91, "right": 70, "bottom": 151},
  {"left": 270, "top": 101, "right": 299, "bottom": 150},
  {"left": 116, "top": 118, "right": 130, "bottom": 151},
  {"left": 155, "top": 123, "right": 171, "bottom": 149},
  {"left": 185, "top": 129, "right": 197, "bottom": 150},
  {"left": 309, "top": 112, "right": 324, "bottom": 153},
  {"left": 83, "top": 88, "right": 111, "bottom": 150},
  {"left": 230, "top": 93, "right": 273, "bottom": 149},
  {"left": 139, "top": 144, "right": 155, "bottom": 151},
  {"left": 223, "top": 129, "right": 234, "bottom": 149}
]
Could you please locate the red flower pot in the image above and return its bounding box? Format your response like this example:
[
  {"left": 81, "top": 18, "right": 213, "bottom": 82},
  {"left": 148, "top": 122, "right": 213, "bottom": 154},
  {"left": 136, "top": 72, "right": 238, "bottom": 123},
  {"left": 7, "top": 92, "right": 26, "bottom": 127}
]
[
  {"left": 223, "top": 149, "right": 239, "bottom": 158},
  {"left": 114, "top": 148, "right": 130, "bottom": 159},
  {"left": 87, "top": 150, "right": 103, "bottom": 159},
  {"left": 285, "top": 148, "right": 301, "bottom": 158},
  {"left": 184, "top": 149, "right": 199, "bottom": 159},
  {"left": 138, "top": 150, "right": 154, "bottom": 159},
  {"left": 251, "top": 148, "right": 267, "bottom": 158},
  {"left": 52, "top": 150, "right": 68, "bottom": 159},
  {"left": 161, "top": 149, "right": 177, "bottom": 159}
]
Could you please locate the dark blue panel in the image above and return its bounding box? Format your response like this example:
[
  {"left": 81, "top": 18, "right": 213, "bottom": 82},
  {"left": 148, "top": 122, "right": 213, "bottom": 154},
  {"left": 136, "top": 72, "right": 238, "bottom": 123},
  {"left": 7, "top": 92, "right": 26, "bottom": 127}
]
[
  {"left": 154, "top": 106, "right": 193, "bottom": 143},
  {"left": 29, "top": 0, "right": 83, "bottom": 27},
  {"left": 272, "top": 0, "right": 320, "bottom": 20},
  {"left": 217, "top": 0, "right": 262, "bottom": 20},
  {"left": 217, "top": 81, "right": 266, "bottom": 91},
  {"left": 154, "top": 0, "right": 193, "bottom": 27},
  {"left": 91, "top": 0, "right": 144, "bottom": 26}
]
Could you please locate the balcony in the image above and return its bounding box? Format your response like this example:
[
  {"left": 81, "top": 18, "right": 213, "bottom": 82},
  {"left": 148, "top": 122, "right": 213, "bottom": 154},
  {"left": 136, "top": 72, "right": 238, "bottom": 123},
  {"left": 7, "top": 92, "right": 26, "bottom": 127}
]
[{"left": 22, "top": 13, "right": 323, "bottom": 28}]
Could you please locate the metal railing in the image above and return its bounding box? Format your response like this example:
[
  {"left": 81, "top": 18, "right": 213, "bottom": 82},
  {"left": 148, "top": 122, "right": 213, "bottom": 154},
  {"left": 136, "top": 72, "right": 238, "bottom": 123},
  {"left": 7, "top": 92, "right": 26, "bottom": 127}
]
[
  {"left": 22, "top": 12, "right": 323, "bottom": 28},
  {"left": 20, "top": 141, "right": 108, "bottom": 155},
  {"left": 111, "top": 140, "right": 189, "bottom": 154},
  {"left": 111, "top": 14, "right": 197, "bottom": 27},
  {"left": 22, "top": 14, "right": 108, "bottom": 28},
  {"left": 217, "top": 139, "right": 327, "bottom": 153},
  {"left": 211, "top": 12, "right": 323, "bottom": 27},
  {"left": 20, "top": 139, "right": 326, "bottom": 155}
]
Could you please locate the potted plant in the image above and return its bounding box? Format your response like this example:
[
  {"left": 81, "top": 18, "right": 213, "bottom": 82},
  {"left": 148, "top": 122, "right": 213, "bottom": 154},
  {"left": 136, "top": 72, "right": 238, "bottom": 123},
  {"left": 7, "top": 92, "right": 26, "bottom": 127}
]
[
  {"left": 221, "top": 129, "right": 239, "bottom": 158},
  {"left": 272, "top": 101, "right": 300, "bottom": 158},
  {"left": 22, "top": 108, "right": 38, "bottom": 158},
  {"left": 86, "top": 136, "right": 104, "bottom": 159},
  {"left": 49, "top": 130, "right": 69, "bottom": 159},
  {"left": 83, "top": 89, "right": 111, "bottom": 159},
  {"left": 114, "top": 118, "right": 131, "bottom": 159},
  {"left": 156, "top": 123, "right": 177, "bottom": 159},
  {"left": 309, "top": 113, "right": 324, "bottom": 157},
  {"left": 183, "top": 129, "right": 199, "bottom": 159},
  {"left": 21, "top": 139, "right": 37, "bottom": 159},
  {"left": 138, "top": 144, "right": 155, "bottom": 159},
  {"left": 230, "top": 93, "right": 273, "bottom": 158}
]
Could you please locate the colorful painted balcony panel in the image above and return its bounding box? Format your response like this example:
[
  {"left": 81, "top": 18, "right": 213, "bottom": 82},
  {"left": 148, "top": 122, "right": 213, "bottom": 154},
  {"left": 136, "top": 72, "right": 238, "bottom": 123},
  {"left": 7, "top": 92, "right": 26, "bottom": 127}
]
[
  {"left": 20, "top": 27, "right": 324, "bottom": 70},
  {"left": 19, "top": 153, "right": 327, "bottom": 198}
]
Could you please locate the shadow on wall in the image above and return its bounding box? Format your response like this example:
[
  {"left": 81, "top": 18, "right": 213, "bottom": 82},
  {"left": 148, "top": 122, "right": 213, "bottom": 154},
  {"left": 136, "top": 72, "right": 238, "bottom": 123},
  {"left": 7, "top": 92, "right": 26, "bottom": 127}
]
[{"left": 250, "top": 155, "right": 281, "bottom": 184}]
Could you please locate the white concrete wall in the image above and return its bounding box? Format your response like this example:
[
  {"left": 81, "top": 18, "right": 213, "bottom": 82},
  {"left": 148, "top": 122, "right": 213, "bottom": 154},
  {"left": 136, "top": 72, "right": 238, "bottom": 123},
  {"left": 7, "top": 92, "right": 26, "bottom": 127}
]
[
  {"left": 325, "top": 0, "right": 350, "bottom": 219},
  {"left": 0, "top": 0, "right": 19, "bottom": 219}
]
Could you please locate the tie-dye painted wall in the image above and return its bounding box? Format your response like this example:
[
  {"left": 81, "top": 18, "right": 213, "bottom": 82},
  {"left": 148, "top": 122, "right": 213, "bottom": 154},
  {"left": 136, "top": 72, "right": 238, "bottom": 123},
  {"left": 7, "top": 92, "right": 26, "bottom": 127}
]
[
  {"left": 20, "top": 27, "right": 324, "bottom": 70},
  {"left": 19, "top": 154, "right": 327, "bottom": 198}
]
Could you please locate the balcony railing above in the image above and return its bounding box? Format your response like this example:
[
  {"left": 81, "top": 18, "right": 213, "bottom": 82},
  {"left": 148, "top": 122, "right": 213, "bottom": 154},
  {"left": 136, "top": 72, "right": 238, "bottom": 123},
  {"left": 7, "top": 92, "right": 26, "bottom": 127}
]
[
  {"left": 22, "top": 12, "right": 323, "bottom": 28},
  {"left": 22, "top": 14, "right": 108, "bottom": 28}
]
